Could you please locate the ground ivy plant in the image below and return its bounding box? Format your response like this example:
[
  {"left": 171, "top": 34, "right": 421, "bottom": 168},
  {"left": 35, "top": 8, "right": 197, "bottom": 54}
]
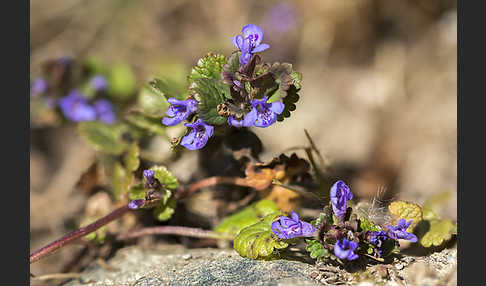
[{"left": 30, "top": 24, "right": 456, "bottom": 272}]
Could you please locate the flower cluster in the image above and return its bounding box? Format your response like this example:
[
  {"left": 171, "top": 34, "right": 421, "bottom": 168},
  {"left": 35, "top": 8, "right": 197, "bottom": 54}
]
[
  {"left": 58, "top": 88, "right": 116, "bottom": 124},
  {"left": 285, "top": 180, "right": 422, "bottom": 263},
  {"left": 271, "top": 211, "right": 316, "bottom": 239},
  {"left": 161, "top": 24, "right": 291, "bottom": 151}
]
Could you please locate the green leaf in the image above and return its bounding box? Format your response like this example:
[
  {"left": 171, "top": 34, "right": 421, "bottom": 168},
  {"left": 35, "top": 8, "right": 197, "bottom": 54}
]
[
  {"left": 78, "top": 122, "right": 127, "bottom": 155},
  {"left": 137, "top": 85, "right": 169, "bottom": 118},
  {"left": 419, "top": 219, "right": 456, "bottom": 247},
  {"left": 149, "top": 78, "right": 186, "bottom": 101},
  {"left": 188, "top": 53, "right": 226, "bottom": 84},
  {"left": 153, "top": 195, "right": 177, "bottom": 221},
  {"left": 125, "top": 111, "right": 168, "bottom": 137},
  {"left": 359, "top": 217, "right": 382, "bottom": 232},
  {"left": 388, "top": 200, "right": 423, "bottom": 232},
  {"left": 249, "top": 72, "right": 279, "bottom": 100},
  {"left": 265, "top": 63, "right": 301, "bottom": 103},
  {"left": 108, "top": 64, "right": 136, "bottom": 101},
  {"left": 222, "top": 52, "right": 241, "bottom": 74},
  {"left": 124, "top": 142, "right": 140, "bottom": 172},
  {"left": 215, "top": 200, "right": 279, "bottom": 236},
  {"left": 311, "top": 205, "right": 333, "bottom": 228},
  {"left": 112, "top": 161, "right": 133, "bottom": 201},
  {"left": 191, "top": 78, "right": 228, "bottom": 125},
  {"left": 150, "top": 165, "right": 179, "bottom": 190},
  {"left": 129, "top": 183, "right": 146, "bottom": 200},
  {"left": 305, "top": 239, "right": 330, "bottom": 260},
  {"left": 233, "top": 212, "right": 288, "bottom": 260}
]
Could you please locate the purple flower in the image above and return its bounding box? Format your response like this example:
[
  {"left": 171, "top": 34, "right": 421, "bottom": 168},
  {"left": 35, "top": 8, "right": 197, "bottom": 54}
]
[
  {"left": 271, "top": 211, "right": 316, "bottom": 239},
  {"left": 180, "top": 119, "right": 214, "bottom": 150},
  {"left": 227, "top": 108, "right": 257, "bottom": 127},
  {"left": 162, "top": 98, "right": 198, "bottom": 126},
  {"left": 93, "top": 99, "right": 116, "bottom": 124},
  {"left": 31, "top": 78, "right": 47, "bottom": 97},
  {"left": 58, "top": 90, "right": 96, "bottom": 122},
  {"left": 369, "top": 231, "right": 389, "bottom": 257},
  {"left": 251, "top": 97, "right": 284, "bottom": 128},
  {"left": 90, "top": 75, "right": 108, "bottom": 91},
  {"left": 143, "top": 169, "right": 156, "bottom": 187},
  {"left": 232, "top": 24, "right": 270, "bottom": 66},
  {"left": 128, "top": 199, "right": 145, "bottom": 210},
  {"left": 334, "top": 238, "right": 359, "bottom": 261},
  {"left": 330, "top": 180, "right": 353, "bottom": 221},
  {"left": 387, "top": 219, "right": 418, "bottom": 242}
]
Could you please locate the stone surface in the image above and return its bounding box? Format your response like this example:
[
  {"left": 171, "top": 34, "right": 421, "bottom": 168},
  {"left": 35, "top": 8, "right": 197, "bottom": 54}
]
[{"left": 62, "top": 246, "right": 457, "bottom": 286}]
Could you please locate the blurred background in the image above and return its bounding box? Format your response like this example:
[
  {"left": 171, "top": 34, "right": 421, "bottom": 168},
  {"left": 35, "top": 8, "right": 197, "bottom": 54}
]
[{"left": 30, "top": 0, "right": 457, "bottom": 283}]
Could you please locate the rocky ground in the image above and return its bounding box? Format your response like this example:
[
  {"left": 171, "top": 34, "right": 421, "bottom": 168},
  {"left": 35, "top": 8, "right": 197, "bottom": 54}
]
[{"left": 60, "top": 246, "right": 456, "bottom": 286}]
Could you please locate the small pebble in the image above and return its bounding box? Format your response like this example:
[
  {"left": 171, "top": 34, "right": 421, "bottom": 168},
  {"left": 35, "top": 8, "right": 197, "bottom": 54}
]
[
  {"left": 311, "top": 272, "right": 319, "bottom": 279},
  {"left": 396, "top": 263, "right": 404, "bottom": 270},
  {"left": 182, "top": 254, "right": 192, "bottom": 260}
]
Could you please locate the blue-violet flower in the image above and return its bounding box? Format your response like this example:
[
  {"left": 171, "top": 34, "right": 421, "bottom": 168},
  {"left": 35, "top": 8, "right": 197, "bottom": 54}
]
[
  {"left": 90, "top": 75, "right": 108, "bottom": 91},
  {"left": 31, "top": 78, "right": 47, "bottom": 97},
  {"left": 93, "top": 99, "right": 116, "bottom": 124},
  {"left": 128, "top": 199, "right": 145, "bottom": 210},
  {"left": 232, "top": 24, "right": 270, "bottom": 66},
  {"left": 330, "top": 180, "right": 353, "bottom": 221},
  {"left": 387, "top": 219, "right": 418, "bottom": 242},
  {"left": 227, "top": 108, "right": 258, "bottom": 127},
  {"left": 180, "top": 119, "right": 214, "bottom": 150},
  {"left": 58, "top": 90, "right": 97, "bottom": 122},
  {"left": 369, "top": 230, "right": 389, "bottom": 257},
  {"left": 334, "top": 238, "right": 359, "bottom": 261},
  {"left": 143, "top": 169, "right": 156, "bottom": 187},
  {"left": 252, "top": 96, "right": 284, "bottom": 127},
  {"left": 271, "top": 211, "right": 316, "bottom": 239},
  {"left": 162, "top": 98, "right": 198, "bottom": 126}
]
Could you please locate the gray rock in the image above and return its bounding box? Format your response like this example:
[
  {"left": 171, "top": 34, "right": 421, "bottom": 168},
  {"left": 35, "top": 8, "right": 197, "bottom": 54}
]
[{"left": 63, "top": 247, "right": 322, "bottom": 286}]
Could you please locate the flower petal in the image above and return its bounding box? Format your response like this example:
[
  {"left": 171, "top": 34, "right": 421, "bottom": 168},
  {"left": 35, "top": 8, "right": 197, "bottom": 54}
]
[
  {"left": 252, "top": 43, "right": 270, "bottom": 53},
  {"left": 242, "top": 24, "right": 263, "bottom": 46},
  {"left": 269, "top": 101, "right": 284, "bottom": 114}
]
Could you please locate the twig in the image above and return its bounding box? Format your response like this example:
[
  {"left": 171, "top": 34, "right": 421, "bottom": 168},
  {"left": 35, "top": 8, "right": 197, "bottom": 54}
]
[
  {"left": 31, "top": 272, "right": 82, "bottom": 281},
  {"left": 177, "top": 176, "right": 250, "bottom": 199},
  {"left": 30, "top": 205, "right": 130, "bottom": 264},
  {"left": 117, "top": 226, "right": 234, "bottom": 241}
]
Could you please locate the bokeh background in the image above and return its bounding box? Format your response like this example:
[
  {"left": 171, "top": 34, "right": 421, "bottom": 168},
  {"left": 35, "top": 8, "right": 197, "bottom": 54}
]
[{"left": 30, "top": 0, "right": 457, "bottom": 283}]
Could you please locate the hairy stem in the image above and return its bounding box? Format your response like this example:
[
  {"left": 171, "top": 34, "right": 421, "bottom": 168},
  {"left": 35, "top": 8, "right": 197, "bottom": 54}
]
[
  {"left": 117, "top": 226, "right": 234, "bottom": 240},
  {"left": 177, "top": 176, "right": 250, "bottom": 199},
  {"left": 30, "top": 205, "right": 130, "bottom": 264}
]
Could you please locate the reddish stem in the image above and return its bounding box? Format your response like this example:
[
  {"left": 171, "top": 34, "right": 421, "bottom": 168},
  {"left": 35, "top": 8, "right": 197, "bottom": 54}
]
[
  {"left": 30, "top": 205, "right": 130, "bottom": 264},
  {"left": 116, "top": 226, "right": 234, "bottom": 241}
]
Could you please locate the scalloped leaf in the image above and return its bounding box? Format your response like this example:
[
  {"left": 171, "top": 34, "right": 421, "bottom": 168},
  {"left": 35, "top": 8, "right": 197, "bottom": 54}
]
[
  {"left": 78, "top": 122, "right": 127, "bottom": 155},
  {"left": 189, "top": 53, "right": 226, "bottom": 83},
  {"left": 388, "top": 200, "right": 423, "bottom": 232},
  {"left": 191, "top": 78, "right": 229, "bottom": 125},
  {"left": 153, "top": 195, "right": 177, "bottom": 221},
  {"left": 148, "top": 78, "right": 185, "bottom": 101},
  {"left": 276, "top": 85, "right": 300, "bottom": 122},
  {"left": 233, "top": 212, "right": 288, "bottom": 260},
  {"left": 150, "top": 165, "right": 179, "bottom": 190},
  {"left": 305, "top": 239, "right": 330, "bottom": 260},
  {"left": 214, "top": 200, "right": 279, "bottom": 236},
  {"left": 124, "top": 142, "right": 140, "bottom": 172},
  {"left": 222, "top": 52, "right": 241, "bottom": 74},
  {"left": 265, "top": 63, "right": 302, "bottom": 103},
  {"left": 129, "top": 183, "right": 146, "bottom": 200},
  {"left": 419, "top": 219, "right": 456, "bottom": 247},
  {"left": 137, "top": 85, "right": 169, "bottom": 118},
  {"left": 125, "top": 111, "right": 168, "bottom": 137}
]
